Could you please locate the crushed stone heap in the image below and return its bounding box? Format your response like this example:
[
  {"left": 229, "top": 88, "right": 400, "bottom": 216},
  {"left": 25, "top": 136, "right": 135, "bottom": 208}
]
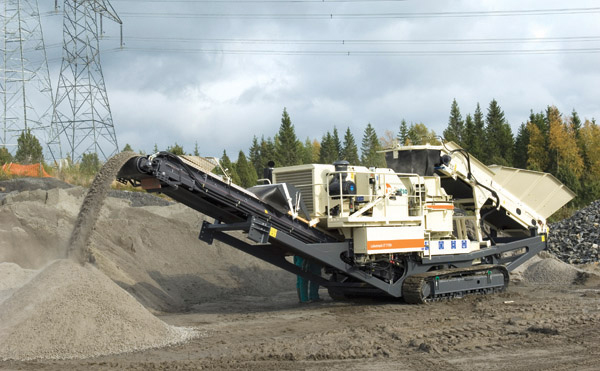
[
  {"left": 0, "top": 259, "right": 196, "bottom": 361},
  {"left": 548, "top": 199, "right": 600, "bottom": 264}
]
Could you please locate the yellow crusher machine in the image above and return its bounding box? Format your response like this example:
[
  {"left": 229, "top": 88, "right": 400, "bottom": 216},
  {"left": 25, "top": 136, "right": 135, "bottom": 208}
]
[{"left": 117, "top": 141, "right": 574, "bottom": 303}]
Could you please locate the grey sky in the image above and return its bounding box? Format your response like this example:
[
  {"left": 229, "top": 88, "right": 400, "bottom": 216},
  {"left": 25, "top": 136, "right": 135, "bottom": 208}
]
[{"left": 40, "top": 0, "right": 600, "bottom": 158}]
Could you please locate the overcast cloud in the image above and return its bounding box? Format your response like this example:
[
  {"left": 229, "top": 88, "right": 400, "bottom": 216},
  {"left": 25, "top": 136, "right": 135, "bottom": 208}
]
[{"left": 39, "top": 0, "right": 600, "bottom": 158}]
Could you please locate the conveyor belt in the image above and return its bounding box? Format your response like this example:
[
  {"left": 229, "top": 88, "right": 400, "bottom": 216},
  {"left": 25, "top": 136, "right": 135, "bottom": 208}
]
[{"left": 117, "top": 152, "right": 338, "bottom": 245}]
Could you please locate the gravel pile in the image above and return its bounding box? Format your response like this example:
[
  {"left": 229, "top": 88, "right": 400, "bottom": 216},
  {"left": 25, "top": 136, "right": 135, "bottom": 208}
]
[
  {"left": 107, "top": 189, "right": 172, "bottom": 207},
  {"left": 548, "top": 200, "right": 600, "bottom": 264},
  {"left": 0, "top": 259, "right": 197, "bottom": 361},
  {"left": 522, "top": 257, "right": 580, "bottom": 285}
]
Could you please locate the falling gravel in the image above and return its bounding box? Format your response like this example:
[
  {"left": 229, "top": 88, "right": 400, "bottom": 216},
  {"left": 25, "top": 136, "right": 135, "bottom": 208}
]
[
  {"left": 0, "top": 260, "right": 197, "bottom": 361},
  {"left": 68, "top": 151, "right": 138, "bottom": 264}
]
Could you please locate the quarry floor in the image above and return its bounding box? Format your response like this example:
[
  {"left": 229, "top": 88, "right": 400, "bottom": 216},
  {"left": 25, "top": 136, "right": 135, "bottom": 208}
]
[{"left": 2, "top": 282, "right": 599, "bottom": 371}]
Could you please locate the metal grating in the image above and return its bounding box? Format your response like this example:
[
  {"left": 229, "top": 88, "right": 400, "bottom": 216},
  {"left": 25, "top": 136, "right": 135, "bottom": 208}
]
[{"left": 274, "top": 169, "right": 315, "bottom": 214}]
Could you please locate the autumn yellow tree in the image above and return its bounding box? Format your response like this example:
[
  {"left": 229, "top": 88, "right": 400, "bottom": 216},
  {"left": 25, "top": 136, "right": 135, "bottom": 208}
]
[
  {"left": 547, "top": 106, "right": 583, "bottom": 177},
  {"left": 526, "top": 122, "right": 548, "bottom": 171}
]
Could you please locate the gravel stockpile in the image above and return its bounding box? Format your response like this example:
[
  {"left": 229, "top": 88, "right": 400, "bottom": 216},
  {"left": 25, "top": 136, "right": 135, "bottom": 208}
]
[
  {"left": 107, "top": 189, "right": 173, "bottom": 207},
  {"left": 0, "top": 259, "right": 197, "bottom": 361},
  {"left": 548, "top": 200, "right": 600, "bottom": 264},
  {"left": 522, "top": 257, "right": 580, "bottom": 285}
]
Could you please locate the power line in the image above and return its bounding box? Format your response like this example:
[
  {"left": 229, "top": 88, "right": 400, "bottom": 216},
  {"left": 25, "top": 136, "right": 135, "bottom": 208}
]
[
  {"left": 106, "top": 35, "right": 600, "bottom": 46},
  {"left": 100, "top": 46, "right": 600, "bottom": 56},
  {"left": 119, "top": 7, "right": 600, "bottom": 19}
]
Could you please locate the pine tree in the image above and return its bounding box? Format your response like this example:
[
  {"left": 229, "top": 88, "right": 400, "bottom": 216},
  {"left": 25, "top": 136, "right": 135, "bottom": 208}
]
[
  {"left": 153, "top": 143, "right": 159, "bottom": 153},
  {"left": 0, "top": 147, "right": 13, "bottom": 165},
  {"left": 470, "top": 103, "right": 486, "bottom": 160},
  {"left": 443, "top": 98, "right": 464, "bottom": 145},
  {"left": 360, "top": 123, "right": 386, "bottom": 168},
  {"left": 15, "top": 129, "right": 43, "bottom": 164},
  {"left": 513, "top": 123, "right": 529, "bottom": 169},
  {"left": 342, "top": 127, "right": 360, "bottom": 165},
  {"left": 301, "top": 137, "right": 314, "bottom": 164},
  {"left": 249, "top": 136, "right": 262, "bottom": 176},
  {"left": 275, "top": 108, "right": 301, "bottom": 166},
  {"left": 193, "top": 141, "right": 200, "bottom": 156},
  {"left": 462, "top": 114, "right": 475, "bottom": 152},
  {"left": 261, "top": 137, "right": 276, "bottom": 167},
  {"left": 406, "top": 123, "right": 440, "bottom": 145},
  {"left": 319, "top": 132, "right": 337, "bottom": 164},
  {"left": 397, "top": 119, "right": 409, "bottom": 145},
  {"left": 219, "top": 150, "right": 241, "bottom": 184},
  {"left": 484, "top": 100, "right": 513, "bottom": 166},
  {"left": 167, "top": 143, "right": 184, "bottom": 155},
  {"left": 122, "top": 143, "right": 133, "bottom": 152},
  {"left": 332, "top": 127, "right": 342, "bottom": 161},
  {"left": 235, "top": 150, "right": 257, "bottom": 187}
]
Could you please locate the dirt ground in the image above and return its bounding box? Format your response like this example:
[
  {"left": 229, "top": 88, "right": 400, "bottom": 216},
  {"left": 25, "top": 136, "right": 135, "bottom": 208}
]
[
  {"left": 1, "top": 179, "right": 599, "bottom": 370},
  {"left": 1, "top": 279, "right": 599, "bottom": 371}
]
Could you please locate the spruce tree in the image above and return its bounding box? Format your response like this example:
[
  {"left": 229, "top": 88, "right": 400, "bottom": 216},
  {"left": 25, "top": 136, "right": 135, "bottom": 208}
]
[
  {"left": 15, "top": 129, "right": 43, "bottom": 164},
  {"left": 193, "top": 141, "right": 200, "bottom": 156},
  {"left": 167, "top": 143, "right": 184, "bottom": 155},
  {"left": 397, "top": 119, "right": 409, "bottom": 145},
  {"left": 260, "top": 137, "right": 276, "bottom": 167},
  {"left": 319, "top": 132, "right": 337, "bottom": 164},
  {"left": 80, "top": 152, "right": 101, "bottom": 175},
  {"left": 249, "top": 136, "right": 262, "bottom": 176},
  {"left": 513, "top": 123, "right": 529, "bottom": 169},
  {"left": 236, "top": 150, "right": 257, "bottom": 187},
  {"left": 484, "top": 100, "right": 513, "bottom": 166},
  {"left": 462, "top": 114, "right": 475, "bottom": 152},
  {"left": 219, "top": 150, "right": 241, "bottom": 184},
  {"left": 301, "top": 137, "right": 314, "bottom": 164},
  {"left": 443, "top": 98, "right": 464, "bottom": 145},
  {"left": 470, "top": 103, "right": 486, "bottom": 160},
  {"left": 332, "top": 127, "right": 342, "bottom": 161},
  {"left": 361, "top": 123, "right": 386, "bottom": 168},
  {"left": 275, "top": 108, "right": 301, "bottom": 166},
  {"left": 342, "top": 127, "right": 360, "bottom": 165},
  {"left": 122, "top": 143, "right": 133, "bottom": 152},
  {"left": 0, "top": 147, "right": 13, "bottom": 165},
  {"left": 406, "top": 123, "right": 440, "bottom": 145}
]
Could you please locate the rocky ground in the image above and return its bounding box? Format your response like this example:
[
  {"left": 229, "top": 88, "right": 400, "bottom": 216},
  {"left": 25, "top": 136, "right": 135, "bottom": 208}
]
[{"left": 0, "top": 177, "right": 599, "bottom": 370}]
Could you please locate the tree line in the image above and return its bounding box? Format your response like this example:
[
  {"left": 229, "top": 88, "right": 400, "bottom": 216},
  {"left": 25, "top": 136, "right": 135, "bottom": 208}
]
[{"left": 441, "top": 99, "right": 599, "bottom": 206}]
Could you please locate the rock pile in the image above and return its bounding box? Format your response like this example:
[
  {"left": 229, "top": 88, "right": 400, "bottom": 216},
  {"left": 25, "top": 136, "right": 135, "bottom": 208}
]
[{"left": 548, "top": 200, "right": 600, "bottom": 264}]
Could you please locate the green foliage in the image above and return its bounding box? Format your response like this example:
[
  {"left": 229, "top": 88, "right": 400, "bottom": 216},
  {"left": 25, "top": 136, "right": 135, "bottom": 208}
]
[
  {"left": 443, "top": 98, "right": 464, "bottom": 145},
  {"left": 193, "top": 141, "right": 200, "bottom": 156},
  {"left": 484, "top": 99, "right": 513, "bottom": 165},
  {"left": 513, "top": 123, "right": 529, "bottom": 169},
  {"left": 361, "top": 123, "right": 386, "bottom": 168},
  {"left": 275, "top": 108, "right": 302, "bottom": 166},
  {"left": 15, "top": 129, "right": 43, "bottom": 164},
  {"left": 217, "top": 150, "right": 241, "bottom": 185},
  {"left": 301, "top": 138, "right": 315, "bottom": 164},
  {"left": 235, "top": 150, "right": 257, "bottom": 187},
  {"left": 319, "top": 132, "right": 338, "bottom": 164},
  {"left": 167, "top": 143, "right": 185, "bottom": 155},
  {"left": 122, "top": 143, "right": 133, "bottom": 152},
  {"left": 80, "top": 152, "right": 101, "bottom": 175},
  {"left": 332, "top": 127, "right": 342, "bottom": 160},
  {"left": 397, "top": 119, "right": 409, "bottom": 145},
  {"left": 153, "top": 143, "right": 159, "bottom": 153},
  {"left": 406, "top": 123, "right": 440, "bottom": 145},
  {"left": 342, "top": 127, "right": 360, "bottom": 165},
  {"left": 0, "top": 147, "right": 13, "bottom": 165}
]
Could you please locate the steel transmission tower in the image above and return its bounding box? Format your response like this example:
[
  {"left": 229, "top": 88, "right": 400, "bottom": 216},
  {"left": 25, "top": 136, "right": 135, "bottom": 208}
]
[
  {"left": 49, "top": 0, "right": 121, "bottom": 162},
  {"left": 1, "top": 0, "right": 57, "bottom": 157}
]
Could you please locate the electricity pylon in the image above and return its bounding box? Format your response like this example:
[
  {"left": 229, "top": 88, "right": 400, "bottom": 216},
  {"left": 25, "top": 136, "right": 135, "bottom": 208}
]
[
  {"left": 49, "top": 0, "right": 121, "bottom": 162},
  {"left": 1, "top": 0, "right": 57, "bottom": 157}
]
